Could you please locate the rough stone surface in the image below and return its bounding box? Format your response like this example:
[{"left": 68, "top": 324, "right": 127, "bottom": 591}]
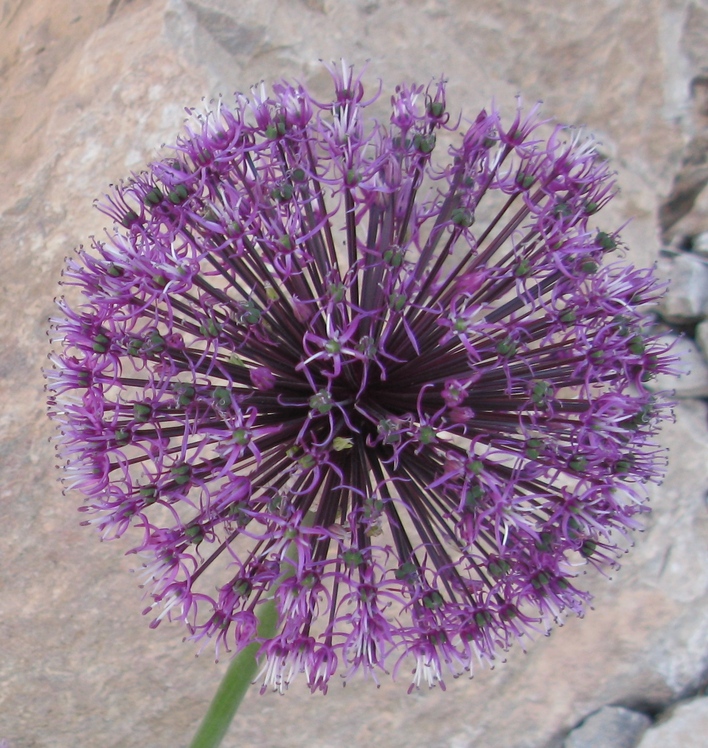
[
  {"left": 695, "top": 318, "right": 708, "bottom": 358},
  {"left": 2, "top": 2, "right": 708, "bottom": 748},
  {"left": 659, "top": 2, "right": 708, "bottom": 241},
  {"left": 657, "top": 252, "right": 708, "bottom": 324},
  {"left": 691, "top": 230, "right": 708, "bottom": 256},
  {"left": 562, "top": 706, "right": 651, "bottom": 748},
  {"left": 635, "top": 696, "right": 708, "bottom": 748},
  {"left": 651, "top": 334, "right": 708, "bottom": 398}
]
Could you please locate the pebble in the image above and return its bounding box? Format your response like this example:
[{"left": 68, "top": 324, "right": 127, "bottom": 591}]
[
  {"left": 635, "top": 696, "right": 708, "bottom": 748},
  {"left": 649, "top": 334, "right": 708, "bottom": 398},
  {"left": 658, "top": 253, "right": 708, "bottom": 324},
  {"left": 692, "top": 231, "right": 708, "bottom": 257},
  {"left": 563, "top": 706, "right": 651, "bottom": 748}
]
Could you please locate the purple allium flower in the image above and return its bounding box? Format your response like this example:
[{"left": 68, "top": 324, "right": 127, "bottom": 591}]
[{"left": 47, "top": 64, "right": 677, "bottom": 693}]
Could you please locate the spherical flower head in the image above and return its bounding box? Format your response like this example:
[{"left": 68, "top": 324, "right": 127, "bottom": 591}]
[{"left": 47, "top": 64, "right": 678, "bottom": 693}]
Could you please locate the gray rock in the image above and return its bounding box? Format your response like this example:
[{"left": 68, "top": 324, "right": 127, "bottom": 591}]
[
  {"left": 692, "top": 231, "right": 708, "bottom": 257},
  {"left": 650, "top": 334, "right": 708, "bottom": 398},
  {"left": 185, "top": 1, "right": 267, "bottom": 57},
  {"left": 2, "top": 1, "right": 707, "bottom": 748},
  {"left": 695, "top": 318, "right": 708, "bottom": 360},
  {"left": 563, "top": 706, "right": 651, "bottom": 748},
  {"left": 636, "top": 697, "right": 708, "bottom": 748},
  {"left": 658, "top": 253, "right": 708, "bottom": 323}
]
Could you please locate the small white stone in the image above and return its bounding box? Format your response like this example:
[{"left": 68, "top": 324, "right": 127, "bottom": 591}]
[
  {"left": 695, "top": 319, "right": 708, "bottom": 360},
  {"left": 658, "top": 253, "right": 708, "bottom": 323},
  {"left": 636, "top": 697, "right": 708, "bottom": 748},
  {"left": 651, "top": 335, "right": 708, "bottom": 398},
  {"left": 693, "top": 231, "right": 708, "bottom": 257},
  {"left": 564, "top": 706, "right": 651, "bottom": 748}
]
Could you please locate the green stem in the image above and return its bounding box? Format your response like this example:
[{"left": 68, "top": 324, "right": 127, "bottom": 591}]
[
  {"left": 188, "top": 599, "right": 278, "bottom": 748},
  {"left": 188, "top": 515, "right": 313, "bottom": 747}
]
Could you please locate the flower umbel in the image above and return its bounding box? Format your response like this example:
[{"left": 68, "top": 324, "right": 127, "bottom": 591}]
[{"left": 48, "top": 65, "right": 676, "bottom": 693}]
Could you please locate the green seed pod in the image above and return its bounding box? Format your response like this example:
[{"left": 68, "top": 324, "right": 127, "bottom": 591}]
[
  {"left": 120, "top": 210, "right": 139, "bottom": 228},
  {"left": 569, "top": 455, "right": 587, "bottom": 472},
  {"left": 532, "top": 381, "right": 552, "bottom": 405},
  {"left": 395, "top": 561, "right": 418, "bottom": 581},
  {"left": 423, "top": 591, "right": 444, "bottom": 609},
  {"left": 147, "top": 331, "right": 165, "bottom": 352},
  {"left": 232, "top": 579, "right": 252, "bottom": 597},
  {"left": 451, "top": 207, "right": 474, "bottom": 228},
  {"left": 126, "top": 338, "right": 143, "bottom": 357},
  {"left": 488, "top": 559, "right": 511, "bottom": 579},
  {"left": 579, "top": 258, "right": 599, "bottom": 274},
  {"left": 496, "top": 337, "right": 517, "bottom": 357},
  {"left": 213, "top": 387, "right": 231, "bottom": 408},
  {"left": 501, "top": 605, "right": 518, "bottom": 621},
  {"left": 419, "top": 425, "right": 436, "bottom": 444},
  {"left": 532, "top": 571, "right": 550, "bottom": 589},
  {"left": 526, "top": 438, "right": 544, "bottom": 459},
  {"left": 298, "top": 453, "right": 316, "bottom": 468},
  {"left": 324, "top": 339, "right": 341, "bottom": 354},
  {"left": 560, "top": 309, "right": 576, "bottom": 324},
  {"left": 329, "top": 283, "right": 346, "bottom": 303},
  {"left": 342, "top": 549, "right": 364, "bottom": 568},
  {"left": 144, "top": 187, "right": 163, "bottom": 206},
  {"left": 465, "top": 484, "right": 484, "bottom": 508},
  {"left": 468, "top": 460, "right": 484, "bottom": 475},
  {"left": 241, "top": 302, "right": 261, "bottom": 325},
  {"left": 515, "top": 257, "right": 532, "bottom": 277},
  {"left": 167, "top": 184, "right": 189, "bottom": 204},
  {"left": 133, "top": 402, "right": 152, "bottom": 423},
  {"left": 428, "top": 100, "right": 445, "bottom": 118},
  {"left": 175, "top": 384, "right": 195, "bottom": 407},
  {"left": 272, "top": 183, "right": 293, "bottom": 202},
  {"left": 199, "top": 319, "right": 222, "bottom": 337},
  {"left": 553, "top": 202, "right": 571, "bottom": 218},
  {"left": 114, "top": 429, "right": 131, "bottom": 447},
  {"left": 614, "top": 458, "right": 632, "bottom": 474},
  {"left": 185, "top": 524, "right": 203, "bottom": 544},
  {"left": 389, "top": 292, "right": 407, "bottom": 311},
  {"left": 309, "top": 389, "right": 334, "bottom": 414},
  {"left": 580, "top": 539, "right": 597, "bottom": 557},
  {"left": 378, "top": 418, "right": 401, "bottom": 445},
  {"left": 171, "top": 463, "right": 191, "bottom": 485},
  {"left": 628, "top": 335, "right": 645, "bottom": 356},
  {"left": 302, "top": 573, "right": 318, "bottom": 589},
  {"left": 384, "top": 248, "right": 404, "bottom": 267},
  {"left": 535, "top": 532, "right": 553, "bottom": 552},
  {"left": 596, "top": 231, "right": 616, "bottom": 251},
  {"left": 139, "top": 485, "right": 157, "bottom": 503},
  {"left": 233, "top": 428, "right": 250, "bottom": 446},
  {"left": 92, "top": 333, "right": 110, "bottom": 354},
  {"left": 413, "top": 132, "right": 436, "bottom": 154}
]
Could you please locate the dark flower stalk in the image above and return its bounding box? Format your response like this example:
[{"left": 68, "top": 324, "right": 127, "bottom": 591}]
[{"left": 48, "top": 63, "right": 677, "bottom": 693}]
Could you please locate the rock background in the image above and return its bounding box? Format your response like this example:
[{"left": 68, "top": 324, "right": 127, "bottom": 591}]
[{"left": 1, "top": 1, "right": 708, "bottom": 746}]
